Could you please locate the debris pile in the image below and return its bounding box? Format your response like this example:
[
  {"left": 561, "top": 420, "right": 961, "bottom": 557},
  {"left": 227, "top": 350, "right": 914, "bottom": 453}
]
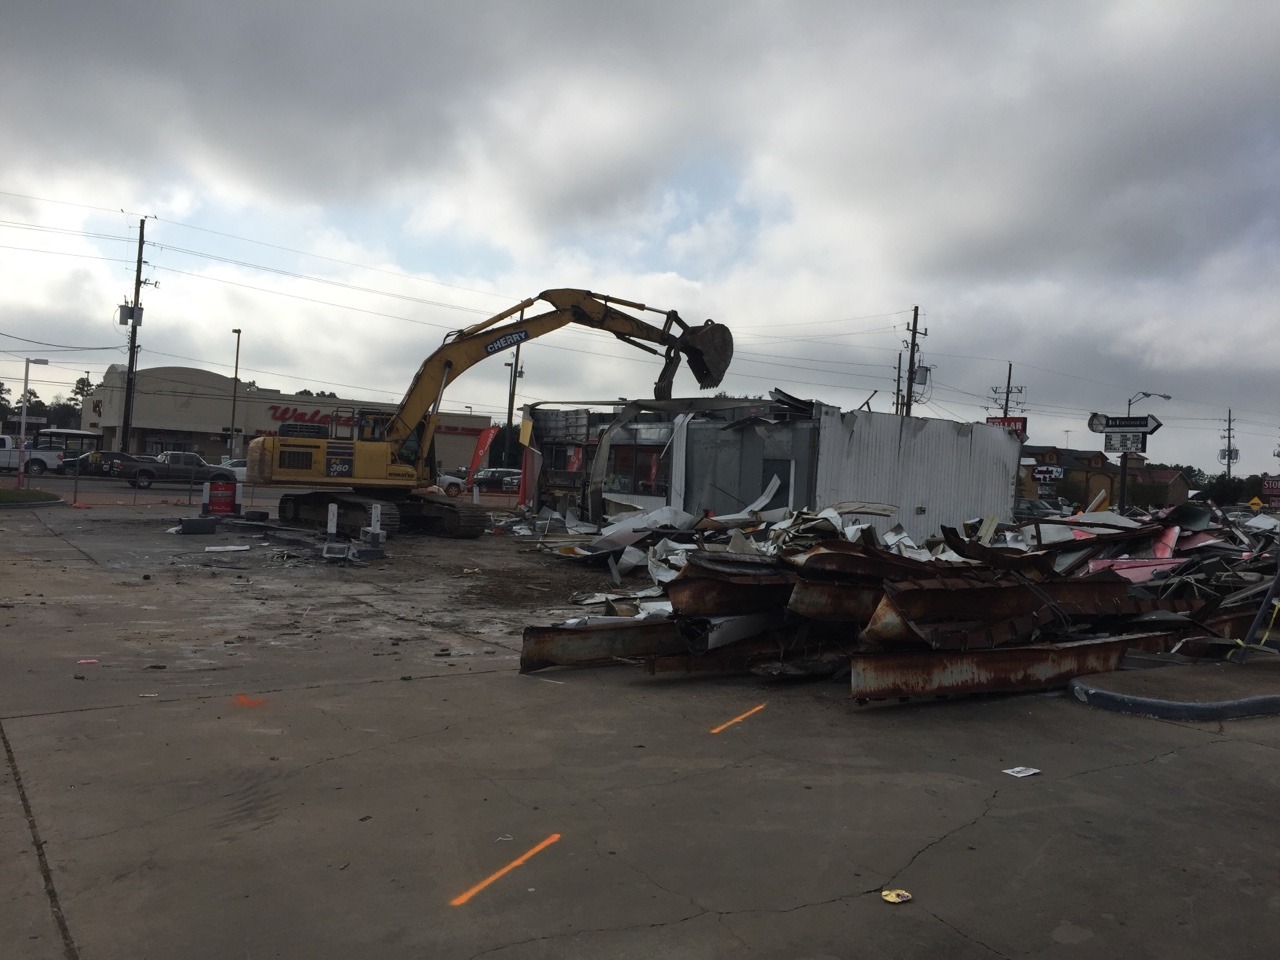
[{"left": 519, "top": 500, "right": 1280, "bottom": 701}]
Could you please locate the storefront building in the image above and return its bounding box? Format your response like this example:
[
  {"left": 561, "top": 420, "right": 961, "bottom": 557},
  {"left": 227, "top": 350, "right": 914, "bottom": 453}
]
[{"left": 81, "top": 364, "right": 490, "bottom": 473}]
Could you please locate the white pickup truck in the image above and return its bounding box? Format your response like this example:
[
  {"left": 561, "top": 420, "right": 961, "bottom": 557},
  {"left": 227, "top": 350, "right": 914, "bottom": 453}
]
[{"left": 0, "top": 436, "right": 66, "bottom": 475}]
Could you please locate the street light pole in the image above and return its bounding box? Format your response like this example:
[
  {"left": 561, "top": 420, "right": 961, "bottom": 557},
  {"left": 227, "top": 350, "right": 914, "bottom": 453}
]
[
  {"left": 17, "top": 358, "right": 49, "bottom": 490},
  {"left": 1118, "top": 391, "right": 1172, "bottom": 512},
  {"left": 503, "top": 343, "right": 523, "bottom": 468},
  {"left": 229, "top": 328, "right": 242, "bottom": 458}
]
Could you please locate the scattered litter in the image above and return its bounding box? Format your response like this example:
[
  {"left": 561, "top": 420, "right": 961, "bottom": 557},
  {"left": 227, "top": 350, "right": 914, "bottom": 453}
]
[
  {"left": 204, "top": 545, "right": 251, "bottom": 553},
  {"left": 1003, "top": 766, "right": 1041, "bottom": 778},
  {"left": 73, "top": 674, "right": 85, "bottom": 680},
  {"left": 138, "top": 693, "right": 158, "bottom": 698},
  {"left": 496, "top": 835, "right": 514, "bottom": 842},
  {"left": 77, "top": 658, "right": 99, "bottom": 665},
  {"left": 146, "top": 664, "right": 167, "bottom": 670},
  {"left": 881, "top": 889, "right": 912, "bottom": 904}
]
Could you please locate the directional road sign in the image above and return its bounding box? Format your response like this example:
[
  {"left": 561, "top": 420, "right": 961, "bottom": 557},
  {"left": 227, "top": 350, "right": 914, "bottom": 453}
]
[
  {"left": 1088, "top": 413, "right": 1162, "bottom": 435},
  {"left": 1104, "top": 433, "right": 1147, "bottom": 454}
]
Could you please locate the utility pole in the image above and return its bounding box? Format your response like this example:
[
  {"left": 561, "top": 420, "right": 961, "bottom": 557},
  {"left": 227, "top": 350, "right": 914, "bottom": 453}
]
[
  {"left": 503, "top": 342, "right": 523, "bottom": 468},
  {"left": 902, "top": 306, "right": 926, "bottom": 417},
  {"left": 989, "top": 362, "right": 1025, "bottom": 416},
  {"left": 893, "top": 353, "right": 903, "bottom": 415},
  {"left": 1221, "top": 408, "right": 1237, "bottom": 480},
  {"left": 119, "top": 218, "right": 146, "bottom": 453}
]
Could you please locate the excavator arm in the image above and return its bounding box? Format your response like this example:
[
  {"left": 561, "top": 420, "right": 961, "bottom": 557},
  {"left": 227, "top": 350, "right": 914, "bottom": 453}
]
[{"left": 383, "top": 288, "right": 733, "bottom": 477}]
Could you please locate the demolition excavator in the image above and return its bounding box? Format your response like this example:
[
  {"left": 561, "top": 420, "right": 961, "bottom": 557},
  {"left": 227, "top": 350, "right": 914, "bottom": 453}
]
[{"left": 245, "top": 288, "right": 734, "bottom": 538}]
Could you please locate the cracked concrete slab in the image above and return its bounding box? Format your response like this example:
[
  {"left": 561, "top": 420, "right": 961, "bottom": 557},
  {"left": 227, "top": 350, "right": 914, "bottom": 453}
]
[{"left": 4, "top": 505, "right": 1280, "bottom": 958}]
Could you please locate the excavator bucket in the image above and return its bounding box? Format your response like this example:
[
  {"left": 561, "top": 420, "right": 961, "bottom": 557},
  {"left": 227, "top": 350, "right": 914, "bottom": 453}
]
[{"left": 677, "top": 321, "right": 734, "bottom": 389}]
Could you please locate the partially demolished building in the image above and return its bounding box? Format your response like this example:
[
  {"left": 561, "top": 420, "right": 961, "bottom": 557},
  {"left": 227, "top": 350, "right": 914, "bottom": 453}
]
[{"left": 524, "top": 390, "right": 1023, "bottom": 544}]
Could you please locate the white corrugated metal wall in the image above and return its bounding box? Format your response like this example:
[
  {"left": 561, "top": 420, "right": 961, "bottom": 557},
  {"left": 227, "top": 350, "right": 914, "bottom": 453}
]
[{"left": 814, "top": 407, "right": 1021, "bottom": 543}]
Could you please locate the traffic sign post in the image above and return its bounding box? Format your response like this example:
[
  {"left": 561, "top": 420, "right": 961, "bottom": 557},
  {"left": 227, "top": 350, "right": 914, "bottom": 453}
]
[{"left": 1088, "top": 412, "right": 1164, "bottom": 513}]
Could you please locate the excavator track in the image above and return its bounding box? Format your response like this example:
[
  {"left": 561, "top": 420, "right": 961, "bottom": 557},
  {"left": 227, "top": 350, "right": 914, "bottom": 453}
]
[
  {"left": 275, "top": 492, "right": 488, "bottom": 540},
  {"left": 277, "top": 493, "right": 402, "bottom": 540},
  {"left": 398, "top": 495, "right": 490, "bottom": 539}
]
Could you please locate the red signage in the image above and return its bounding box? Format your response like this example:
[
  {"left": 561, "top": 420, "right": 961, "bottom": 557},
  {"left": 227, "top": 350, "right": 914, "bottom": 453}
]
[
  {"left": 986, "top": 416, "right": 1028, "bottom": 438},
  {"left": 566, "top": 446, "right": 583, "bottom": 473},
  {"left": 267, "top": 405, "right": 355, "bottom": 427},
  {"left": 468, "top": 425, "right": 501, "bottom": 479},
  {"left": 1263, "top": 476, "right": 1280, "bottom": 495}
]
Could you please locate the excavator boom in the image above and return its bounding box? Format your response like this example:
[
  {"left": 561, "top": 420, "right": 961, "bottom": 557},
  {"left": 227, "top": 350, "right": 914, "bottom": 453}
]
[
  {"left": 384, "top": 288, "right": 733, "bottom": 447},
  {"left": 245, "top": 288, "right": 732, "bottom": 539}
]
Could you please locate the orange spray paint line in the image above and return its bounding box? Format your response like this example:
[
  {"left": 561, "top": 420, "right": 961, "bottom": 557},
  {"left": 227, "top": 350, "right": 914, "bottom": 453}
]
[
  {"left": 710, "top": 703, "right": 767, "bottom": 734},
  {"left": 450, "top": 833, "right": 561, "bottom": 906}
]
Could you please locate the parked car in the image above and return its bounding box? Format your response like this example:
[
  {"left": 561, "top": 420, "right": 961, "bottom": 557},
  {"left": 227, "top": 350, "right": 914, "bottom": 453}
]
[
  {"left": 118, "top": 451, "right": 236, "bottom": 489},
  {"left": 434, "top": 473, "right": 466, "bottom": 497},
  {"left": 223, "top": 459, "right": 248, "bottom": 482},
  {"left": 70, "top": 451, "right": 151, "bottom": 477},
  {"left": 501, "top": 473, "right": 522, "bottom": 492},
  {"left": 1013, "top": 498, "right": 1066, "bottom": 523},
  {"left": 469, "top": 467, "right": 521, "bottom": 491},
  {"left": 0, "top": 436, "right": 65, "bottom": 475}
]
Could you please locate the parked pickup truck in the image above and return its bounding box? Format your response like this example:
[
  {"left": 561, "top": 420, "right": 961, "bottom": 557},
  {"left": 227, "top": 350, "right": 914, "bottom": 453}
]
[
  {"left": 0, "top": 436, "right": 66, "bottom": 475},
  {"left": 118, "top": 451, "right": 237, "bottom": 489}
]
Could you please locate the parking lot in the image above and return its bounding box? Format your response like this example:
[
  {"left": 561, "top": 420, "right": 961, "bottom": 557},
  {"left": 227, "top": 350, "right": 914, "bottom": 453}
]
[{"left": 4, "top": 501, "right": 1280, "bottom": 959}]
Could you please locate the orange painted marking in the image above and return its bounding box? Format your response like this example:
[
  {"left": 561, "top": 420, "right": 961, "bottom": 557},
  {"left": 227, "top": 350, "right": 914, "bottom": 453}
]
[
  {"left": 450, "top": 833, "right": 561, "bottom": 906},
  {"left": 710, "top": 702, "right": 767, "bottom": 734},
  {"left": 233, "top": 693, "right": 265, "bottom": 708}
]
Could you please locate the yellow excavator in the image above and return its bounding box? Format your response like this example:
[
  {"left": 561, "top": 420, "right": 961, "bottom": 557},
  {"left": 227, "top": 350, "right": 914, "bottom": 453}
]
[{"left": 245, "top": 288, "right": 734, "bottom": 538}]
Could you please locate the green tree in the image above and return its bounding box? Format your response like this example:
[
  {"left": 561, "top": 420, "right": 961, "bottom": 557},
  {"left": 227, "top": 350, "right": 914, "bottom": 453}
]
[
  {"left": 1203, "top": 473, "right": 1245, "bottom": 506},
  {"left": 0, "top": 381, "right": 11, "bottom": 423},
  {"left": 71, "top": 376, "right": 94, "bottom": 410}
]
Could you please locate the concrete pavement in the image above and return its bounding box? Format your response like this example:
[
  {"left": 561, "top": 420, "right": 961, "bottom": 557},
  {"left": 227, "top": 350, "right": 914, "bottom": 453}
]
[{"left": 4, "top": 505, "right": 1280, "bottom": 959}]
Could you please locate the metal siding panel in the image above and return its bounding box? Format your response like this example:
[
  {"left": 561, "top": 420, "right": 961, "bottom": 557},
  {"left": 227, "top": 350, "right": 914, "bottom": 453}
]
[{"left": 815, "top": 408, "right": 1019, "bottom": 543}]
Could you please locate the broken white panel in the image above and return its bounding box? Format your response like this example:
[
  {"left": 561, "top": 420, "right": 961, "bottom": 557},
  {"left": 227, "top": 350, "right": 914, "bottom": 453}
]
[
  {"left": 1245, "top": 513, "right": 1280, "bottom": 532},
  {"left": 668, "top": 412, "right": 694, "bottom": 514},
  {"left": 710, "top": 474, "right": 782, "bottom": 522},
  {"left": 1066, "top": 511, "right": 1143, "bottom": 530},
  {"left": 637, "top": 599, "right": 675, "bottom": 616},
  {"left": 571, "top": 586, "right": 667, "bottom": 606},
  {"left": 726, "top": 529, "right": 761, "bottom": 555},
  {"left": 616, "top": 545, "right": 648, "bottom": 574},
  {"left": 687, "top": 612, "right": 780, "bottom": 651},
  {"left": 600, "top": 505, "right": 697, "bottom": 538},
  {"left": 204, "top": 545, "right": 251, "bottom": 553},
  {"left": 1028, "top": 523, "right": 1086, "bottom": 546},
  {"left": 647, "top": 538, "right": 691, "bottom": 584},
  {"left": 883, "top": 525, "right": 933, "bottom": 561}
]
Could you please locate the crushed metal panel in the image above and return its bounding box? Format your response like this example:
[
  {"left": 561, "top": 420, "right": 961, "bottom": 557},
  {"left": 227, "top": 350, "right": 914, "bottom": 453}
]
[
  {"left": 520, "top": 618, "right": 685, "bottom": 672},
  {"left": 849, "top": 633, "right": 1180, "bottom": 700},
  {"left": 815, "top": 407, "right": 1021, "bottom": 544},
  {"left": 667, "top": 576, "right": 794, "bottom": 616},
  {"left": 788, "top": 578, "right": 883, "bottom": 622}
]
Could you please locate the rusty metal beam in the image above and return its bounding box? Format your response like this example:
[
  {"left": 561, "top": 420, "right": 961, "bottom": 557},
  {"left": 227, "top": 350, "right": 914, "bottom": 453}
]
[
  {"left": 849, "top": 633, "right": 1181, "bottom": 701},
  {"left": 520, "top": 619, "right": 685, "bottom": 673},
  {"left": 787, "top": 577, "right": 883, "bottom": 622},
  {"left": 666, "top": 576, "right": 794, "bottom": 616}
]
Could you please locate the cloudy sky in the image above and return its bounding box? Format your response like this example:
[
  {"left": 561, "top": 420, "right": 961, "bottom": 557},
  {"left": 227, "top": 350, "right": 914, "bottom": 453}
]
[{"left": 2, "top": 1, "right": 1278, "bottom": 477}]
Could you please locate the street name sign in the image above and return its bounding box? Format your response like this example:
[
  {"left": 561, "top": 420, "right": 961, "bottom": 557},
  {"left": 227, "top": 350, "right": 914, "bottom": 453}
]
[{"left": 1088, "top": 413, "right": 1162, "bottom": 435}]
